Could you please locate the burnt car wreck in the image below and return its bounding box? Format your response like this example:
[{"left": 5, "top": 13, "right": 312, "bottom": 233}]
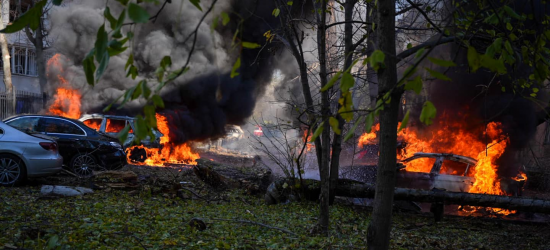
[{"left": 397, "top": 153, "right": 525, "bottom": 196}]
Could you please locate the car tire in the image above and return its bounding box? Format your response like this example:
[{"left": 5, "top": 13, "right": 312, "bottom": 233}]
[
  {"left": 70, "top": 153, "right": 98, "bottom": 177},
  {"left": 0, "top": 154, "right": 27, "bottom": 187}
]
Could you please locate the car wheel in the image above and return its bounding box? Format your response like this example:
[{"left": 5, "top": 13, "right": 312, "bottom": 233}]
[
  {"left": 70, "top": 153, "right": 98, "bottom": 177},
  {"left": 0, "top": 154, "right": 26, "bottom": 187}
]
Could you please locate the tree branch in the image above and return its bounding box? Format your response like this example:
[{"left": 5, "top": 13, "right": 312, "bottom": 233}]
[{"left": 396, "top": 36, "right": 456, "bottom": 62}]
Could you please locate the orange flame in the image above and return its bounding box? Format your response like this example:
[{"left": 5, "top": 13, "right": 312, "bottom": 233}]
[
  {"left": 357, "top": 123, "right": 380, "bottom": 148},
  {"left": 127, "top": 113, "right": 199, "bottom": 166},
  {"left": 83, "top": 119, "right": 101, "bottom": 131},
  {"left": 47, "top": 54, "right": 82, "bottom": 119},
  {"left": 358, "top": 118, "right": 525, "bottom": 215},
  {"left": 302, "top": 129, "right": 314, "bottom": 152}
]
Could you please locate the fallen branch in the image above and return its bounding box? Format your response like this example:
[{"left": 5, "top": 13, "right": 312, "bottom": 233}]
[{"left": 211, "top": 218, "right": 298, "bottom": 236}]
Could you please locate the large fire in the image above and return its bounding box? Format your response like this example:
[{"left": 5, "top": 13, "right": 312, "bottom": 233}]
[
  {"left": 47, "top": 54, "right": 82, "bottom": 119},
  {"left": 358, "top": 115, "right": 526, "bottom": 215},
  {"left": 126, "top": 113, "right": 199, "bottom": 166}
]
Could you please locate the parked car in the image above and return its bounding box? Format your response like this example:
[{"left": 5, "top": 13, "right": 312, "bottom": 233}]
[
  {"left": 79, "top": 114, "right": 163, "bottom": 148},
  {"left": 0, "top": 120, "right": 63, "bottom": 186},
  {"left": 225, "top": 125, "right": 244, "bottom": 140},
  {"left": 3, "top": 115, "right": 127, "bottom": 177}
]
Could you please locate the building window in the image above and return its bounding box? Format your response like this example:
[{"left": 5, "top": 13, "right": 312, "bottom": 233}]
[{"left": 0, "top": 45, "right": 38, "bottom": 77}]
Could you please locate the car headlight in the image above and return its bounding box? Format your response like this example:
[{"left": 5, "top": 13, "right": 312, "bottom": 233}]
[{"left": 110, "top": 142, "right": 122, "bottom": 148}]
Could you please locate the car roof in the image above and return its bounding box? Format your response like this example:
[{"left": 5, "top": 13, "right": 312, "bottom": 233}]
[
  {"left": 401, "top": 152, "right": 477, "bottom": 165},
  {"left": 80, "top": 113, "right": 135, "bottom": 120},
  {"left": 4, "top": 114, "right": 81, "bottom": 122}
]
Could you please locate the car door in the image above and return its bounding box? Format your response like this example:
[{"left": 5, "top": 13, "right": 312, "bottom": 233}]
[{"left": 36, "top": 118, "right": 87, "bottom": 160}]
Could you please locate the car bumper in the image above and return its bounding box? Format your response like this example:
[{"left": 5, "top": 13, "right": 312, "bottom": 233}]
[
  {"left": 97, "top": 149, "right": 127, "bottom": 170},
  {"left": 26, "top": 155, "right": 64, "bottom": 177}
]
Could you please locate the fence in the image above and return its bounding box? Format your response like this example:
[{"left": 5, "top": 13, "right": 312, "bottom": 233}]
[{"left": 0, "top": 91, "right": 43, "bottom": 120}]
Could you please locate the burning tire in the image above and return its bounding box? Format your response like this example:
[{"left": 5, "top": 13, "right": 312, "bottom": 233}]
[{"left": 128, "top": 147, "right": 147, "bottom": 163}]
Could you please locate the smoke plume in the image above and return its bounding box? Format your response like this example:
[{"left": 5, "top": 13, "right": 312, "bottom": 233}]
[{"left": 49, "top": 0, "right": 285, "bottom": 143}]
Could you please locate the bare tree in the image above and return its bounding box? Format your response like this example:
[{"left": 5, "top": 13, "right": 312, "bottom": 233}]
[{"left": 0, "top": 0, "right": 14, "bottom": 115}]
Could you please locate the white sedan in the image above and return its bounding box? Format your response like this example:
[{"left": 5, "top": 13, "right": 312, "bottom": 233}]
[{"left": 0, "top": 121, "right": 63, "bottom": 186}]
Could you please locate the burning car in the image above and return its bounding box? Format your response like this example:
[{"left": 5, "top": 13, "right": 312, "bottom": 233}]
[
  {"left": 3, "top": 115, "right": 127, "bottom": 177},
  {"left": 397, "top": 153, "right": 525, "bottom": 195},
  {"left": 79, "top": 114, "right": 163, "bottom": 148}
]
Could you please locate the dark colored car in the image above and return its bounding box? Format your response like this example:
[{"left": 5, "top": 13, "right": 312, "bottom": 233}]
[{"left": 4, "top": 115, "right": 127, "bottom": 176}]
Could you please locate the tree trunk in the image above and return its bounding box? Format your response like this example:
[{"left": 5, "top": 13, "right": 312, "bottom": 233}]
[
  {"left": 34, "top": 21, "right": 47, "bottom": 96},
  {"left": 367, "top": 0, "right": 400, "bottom": 249},
  {"left": 266, "top": 178, "right": 550, "bottom": 214},
  {"left": 316, "top": 0, "right": 330, "bottom": 236},
  {"left": 329, "top": 0, "right": 357, "bottom": 205},
  {"left": 0, "top": 1, "right": 14, "bottom": 116}
]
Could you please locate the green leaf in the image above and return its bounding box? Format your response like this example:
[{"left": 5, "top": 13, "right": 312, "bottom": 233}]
[
  {"left": 95, "top": 25, "right": 108, "bottom": 63},
  {"left": 364, "top": 113, "right": 374, "bottom": 133},
  {"left": 53, "top": 0, "right": 63, "bottom": 5},
  {"left": 321, "top": 71, "right": 341, "bottom": 92},
  {"left": 152, "top": 95, "right": 165, "bottom": 108},
  {"left": 47, "top": 235, "right": 59, "bottom": 250},
  {"left": 160, "top": 56, "right": 172, "bottom": 68},
  {"left": 96, "top": 52, "right": 110, "bottom": 81},
  {"left": 118, "top": 125, "right": 131, "bottom": 144},
  {"left": 428, "top": 57, "right": 457, "bottom": 67},
  {"left": 119, "top": 87, "right": 136, "bottom": 108},
  {"left": 506, "top": 22, "right": 513, "bottom": 31},
  {"left": 189, "top": 0, "right": 203, "bottom": 11},
  {"left": 125, "top": 54, "right": 134, "bottom": 71},
  {"left": 398, "top": 110, "right": 410, "bottom": 132},
  {"left": 144, "top": 105, "right": 157, "bottom": 128},
  {"left": 419, "top": 101, "right": 437, "bottom": 125},
  {"left": 338, "top": 91, "right": 353, "bottom": 122},
  {"left": 128, "top": 3, "right": 150, "bottom": 23},
  {"left": 221, "top": 12, "right": 230, "bottom": 26},
  {"left": 480, "top": 54, "right": 507, "bottom": 74},
  {"left": 404, "top": 76, "right": 422, "bottom": 94},
  {"left": 230, "top": 57, "right": 241, "bottom": 78},
  {"left": 329, "top": 117, "right": 341, "bottom": 135},
  {"left": 0, "top": 0, "right": 47, "bottom": 33},
  {"left": 211, "top": 15, "right": 219, "bottom": 31},
  {"left": 242, "top": 42, "right": 261, "bottom": 49},
  {"left": 425, "top": 68, "right": 452, "bottom": 81},
  {"left": 467, "top": 46, "right": 480, "bottom": 72},
  {"left": 287, "top": 1, "right": 293, "bottom": 5},
  {"left": 503, "top": 5, "right": 523, "bottom": 20},
  {"left": 132, "top": 80, "right": 144, "bottom": 100},
  {"left": 104, "top": 7, "right": 117, "bottom": 29},
  {"left": 141, "top": 80, "right": 151, "bottom": 98},
  {"left": 83, "top": 51, "right": 96, "bottom": 86},
  {"left": 126, "top": 65, "right": 138, "bottom": 79},
  {"left": 340, "top": 72, "right": 354, "bottom": 92},
  {"left": 272, "top": 8, "right": 281, "bottom": 17},
  {"left": 505, "top": 40, "right": 513, "bottom": 54},
  {"left": 310, "top": 122, "right": 324, "bottom": 142},
  {"left": 369, "top": 50, "right": 385, "bottom": 72},
  {"left": 344, "top": 119, "right": 361, "bottom": 142},
  {"left": 134, "top": 115, "right": 148, "bottom": 139}
]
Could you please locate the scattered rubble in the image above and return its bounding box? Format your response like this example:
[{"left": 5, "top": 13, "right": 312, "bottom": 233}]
[{"left": 40, "top": 185, "right": 94, "bottom": 197}]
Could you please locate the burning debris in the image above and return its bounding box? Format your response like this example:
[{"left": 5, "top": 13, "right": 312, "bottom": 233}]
[{"left": 126, "top": 113, "right": 200, "bottom": 166}]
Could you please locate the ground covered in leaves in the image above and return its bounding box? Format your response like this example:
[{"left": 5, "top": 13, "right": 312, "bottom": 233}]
[{"left": 1, "top": 165, "right": 549, "bottom": 249}]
